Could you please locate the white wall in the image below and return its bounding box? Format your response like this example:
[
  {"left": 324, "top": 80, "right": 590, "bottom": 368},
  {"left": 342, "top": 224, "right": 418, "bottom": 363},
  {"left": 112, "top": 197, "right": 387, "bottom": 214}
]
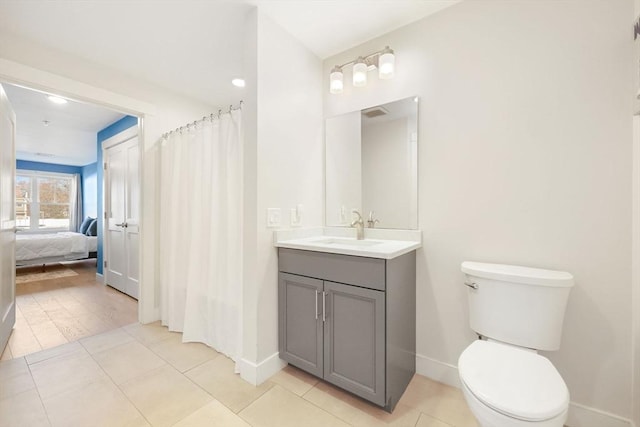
[
  {"left": 0, "top": 33, "right": 218, "bottom": 323},
  {"left": 633, "top": 2, "right": 640, "bottom": 426},
  {"left": 240, "top": 10, "right": 324, "bottom": 378},
  {"left": 325, "top": 0, "right": 634, "bottom": 423}
]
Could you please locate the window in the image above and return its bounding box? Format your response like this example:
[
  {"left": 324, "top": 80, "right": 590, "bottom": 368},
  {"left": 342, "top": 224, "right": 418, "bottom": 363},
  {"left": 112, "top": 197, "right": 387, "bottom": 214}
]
[{"left": 15, "top": 171, "right": 73, "bottom": 231}]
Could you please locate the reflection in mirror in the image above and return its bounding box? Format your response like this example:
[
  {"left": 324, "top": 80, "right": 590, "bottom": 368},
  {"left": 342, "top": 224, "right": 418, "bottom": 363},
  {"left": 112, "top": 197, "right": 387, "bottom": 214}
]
[{"left": 326, "top": 96, "right": 418, "bottom": 230}]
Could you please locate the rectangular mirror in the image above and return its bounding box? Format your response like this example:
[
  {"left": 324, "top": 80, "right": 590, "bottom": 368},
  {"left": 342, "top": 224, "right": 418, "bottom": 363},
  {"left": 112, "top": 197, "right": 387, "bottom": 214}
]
[{"left": 325, "top": 96, "right": 418, "bottom": 230}]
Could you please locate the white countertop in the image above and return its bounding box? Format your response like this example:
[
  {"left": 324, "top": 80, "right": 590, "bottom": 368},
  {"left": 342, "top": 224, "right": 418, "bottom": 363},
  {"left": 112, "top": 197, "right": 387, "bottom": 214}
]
[{"left": 274, "top": 227, "right": 422, "bottom": 259}]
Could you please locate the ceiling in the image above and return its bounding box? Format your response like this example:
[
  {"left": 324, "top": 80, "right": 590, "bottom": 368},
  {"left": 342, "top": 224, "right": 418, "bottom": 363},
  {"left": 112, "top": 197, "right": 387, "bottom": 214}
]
[
  {"left": 0, "top": 1, "right": 458, "bottom": 165},
  {"left": 254, "top": 1, "right": 460, "bottom": 59},
  {"left": 0, "top": 0, "right": 459, "bottom": 106},
  {"left": 5, "top": 84, "right": 125, "bottom": 166}
]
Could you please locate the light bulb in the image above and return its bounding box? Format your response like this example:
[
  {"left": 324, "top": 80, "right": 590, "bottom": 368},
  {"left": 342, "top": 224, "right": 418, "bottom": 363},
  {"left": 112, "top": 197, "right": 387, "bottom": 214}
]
[
  {"left": 329, "top": 66, "right": 343, "bottom": 94},
  {"left": 378, "top": 46, "right": 395, "bottom": 79},
  {"left": 47, "top": 95, "right": 67, "bottom": 104},
  {"left": 352, "top": 57, "right": 367, "bottom": 87}
]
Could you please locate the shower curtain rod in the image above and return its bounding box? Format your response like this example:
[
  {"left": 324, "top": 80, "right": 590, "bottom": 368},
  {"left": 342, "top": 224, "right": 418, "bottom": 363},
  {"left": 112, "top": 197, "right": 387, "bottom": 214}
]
[{"left": 161, "top": 100, "right": 243, "bottom": 139}]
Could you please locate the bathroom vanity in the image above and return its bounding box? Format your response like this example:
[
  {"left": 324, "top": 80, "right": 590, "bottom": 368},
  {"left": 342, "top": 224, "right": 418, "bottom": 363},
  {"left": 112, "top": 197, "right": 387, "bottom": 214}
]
[
  {"left": 275, "top": 232, "right": 419, "bottom": 412},
  {"left": 275, "top": 95, "right": 421, "bottom": 412}
]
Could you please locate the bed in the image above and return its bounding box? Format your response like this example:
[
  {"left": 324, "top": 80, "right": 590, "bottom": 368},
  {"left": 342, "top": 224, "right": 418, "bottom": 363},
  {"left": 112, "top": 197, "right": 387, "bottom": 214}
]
[{"left": 16, "top": 232, "right": 98, "bottom": 267}]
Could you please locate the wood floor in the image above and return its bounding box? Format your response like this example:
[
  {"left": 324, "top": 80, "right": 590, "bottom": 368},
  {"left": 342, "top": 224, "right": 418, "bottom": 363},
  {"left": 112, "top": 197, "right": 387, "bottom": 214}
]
[{"left": 1, "top": 259, "right": 138, "bottom": 361}]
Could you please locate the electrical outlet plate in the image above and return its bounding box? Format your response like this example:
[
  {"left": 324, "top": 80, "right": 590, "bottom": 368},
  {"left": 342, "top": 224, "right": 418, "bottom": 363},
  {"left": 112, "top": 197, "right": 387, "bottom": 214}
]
[{"left": 267, "top": 208, "right": 281, "bottom": 227}]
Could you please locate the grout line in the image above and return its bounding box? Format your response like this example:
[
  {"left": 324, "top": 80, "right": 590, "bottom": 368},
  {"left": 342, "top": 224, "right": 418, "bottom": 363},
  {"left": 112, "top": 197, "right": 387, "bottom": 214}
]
[
  {"left": 25, "top": 356, "right": 54, "bottom": 427},
  {"left": 84, "top": 338, "right": 155, "bottom": 427},
  {"left": 279, "top": 383, "right": 360, "bottom": 427}
]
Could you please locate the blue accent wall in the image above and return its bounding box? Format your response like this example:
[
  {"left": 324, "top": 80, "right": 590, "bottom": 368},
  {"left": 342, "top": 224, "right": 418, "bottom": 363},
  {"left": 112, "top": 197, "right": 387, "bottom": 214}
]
[
  {"left": 96, "top": 115, "right": 138, "bottom": 274},
  {"left": 81, "top": 163, "right": 97, "bottom": 218},
  {"left": 17, "top": 160, "right": 81, "bottom": 175}
]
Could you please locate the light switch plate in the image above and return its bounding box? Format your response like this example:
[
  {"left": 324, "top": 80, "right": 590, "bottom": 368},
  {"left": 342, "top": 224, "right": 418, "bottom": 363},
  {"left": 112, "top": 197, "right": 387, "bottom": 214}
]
[
  {"left": 290, "top": 208, "right": 299, "bottom": 226},
  {"left": 267, "top": 208, "right": 281, "bottom": 227},
  {"left": 290, "top": 204, "right": 303, "bottom": 226}
]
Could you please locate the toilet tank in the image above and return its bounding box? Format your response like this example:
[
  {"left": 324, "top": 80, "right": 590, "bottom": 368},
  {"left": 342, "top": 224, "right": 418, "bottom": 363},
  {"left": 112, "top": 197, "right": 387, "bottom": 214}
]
[{"left": 461, "top": 262, "right": 574, "bottom": 351}]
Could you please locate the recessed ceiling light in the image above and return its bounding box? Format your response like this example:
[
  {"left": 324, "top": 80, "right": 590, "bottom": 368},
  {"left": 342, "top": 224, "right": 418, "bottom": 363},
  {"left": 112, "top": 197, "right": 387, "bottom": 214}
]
[
  {"left": 42, "top": 120, "right": 51, "bottom": 127},
  {"left": 231, "top": 78, "right": 246, "bottom": 88},
  {"left": 47, "top": 95, "right": 68, "bottom": 104}
]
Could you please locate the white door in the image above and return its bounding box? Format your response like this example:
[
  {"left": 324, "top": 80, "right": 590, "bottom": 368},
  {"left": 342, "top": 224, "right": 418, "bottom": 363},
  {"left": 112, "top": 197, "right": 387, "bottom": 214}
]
[
  {"left": 0, "top": 84, "right": 16, "bottom": 353},
  {"left": 105, "top": 135, "right": 139, "bottom": 299}
]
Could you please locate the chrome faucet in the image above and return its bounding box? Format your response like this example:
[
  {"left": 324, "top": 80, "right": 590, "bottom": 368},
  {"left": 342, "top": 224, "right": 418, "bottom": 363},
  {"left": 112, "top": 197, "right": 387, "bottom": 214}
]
[
  {"left": 350, "top": 210, "right": 364, "bottom": 240},
  {"left": 367, "top": 211, "right": 380, "bottom": 228}
]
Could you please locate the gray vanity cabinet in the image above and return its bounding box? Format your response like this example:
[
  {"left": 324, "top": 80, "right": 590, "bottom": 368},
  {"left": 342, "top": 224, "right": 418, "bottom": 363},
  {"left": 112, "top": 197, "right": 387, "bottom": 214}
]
[
  {"left": 323, "top": 281, "right": 386, "bottom": 406},
  {"left": 279, "top": 273, "right": 324, "bottom": 378},
  {"left": 278, "top": 248, "right": 416, "bottom": 412}
]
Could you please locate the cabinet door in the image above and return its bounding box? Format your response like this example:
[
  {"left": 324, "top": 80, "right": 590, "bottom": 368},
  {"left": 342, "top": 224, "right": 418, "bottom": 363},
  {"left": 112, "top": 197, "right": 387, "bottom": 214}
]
[
  {"left": 324, "top": 281, "right": 386, "bottom": 406},
  {"left": 279, "top": 273, "right": 323, "bottom": 377}
]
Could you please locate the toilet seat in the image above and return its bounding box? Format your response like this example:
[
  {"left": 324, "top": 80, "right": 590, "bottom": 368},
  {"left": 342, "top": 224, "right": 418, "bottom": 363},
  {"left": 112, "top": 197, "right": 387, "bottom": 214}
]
[{"left": 458, "top": 340, "right": 569, "bottom": 422}]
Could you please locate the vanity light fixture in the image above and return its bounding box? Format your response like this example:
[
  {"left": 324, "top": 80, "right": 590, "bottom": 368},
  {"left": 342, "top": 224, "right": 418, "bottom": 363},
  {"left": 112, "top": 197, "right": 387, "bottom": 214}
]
[{"left": 329, "top": 46, "right": 395, "bottom": 94}]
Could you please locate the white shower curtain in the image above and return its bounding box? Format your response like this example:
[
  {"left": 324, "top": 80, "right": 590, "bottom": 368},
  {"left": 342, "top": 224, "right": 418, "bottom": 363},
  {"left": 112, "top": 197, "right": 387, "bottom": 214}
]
[{"left": 159, "top": 109, "right": 243, "bottom": 364}]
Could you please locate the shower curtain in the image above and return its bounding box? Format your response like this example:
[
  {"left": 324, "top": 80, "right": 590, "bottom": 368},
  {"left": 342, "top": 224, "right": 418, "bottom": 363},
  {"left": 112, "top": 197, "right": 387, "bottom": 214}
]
[{"left": 159, "top": 109, "right": 243, "bottom": 364}]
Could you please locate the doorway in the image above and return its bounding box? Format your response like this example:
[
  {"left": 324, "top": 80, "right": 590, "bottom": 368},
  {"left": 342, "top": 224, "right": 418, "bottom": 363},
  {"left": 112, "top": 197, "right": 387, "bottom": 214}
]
[{"left": 0, "top": 81, "right": 144, "bottom": 360}]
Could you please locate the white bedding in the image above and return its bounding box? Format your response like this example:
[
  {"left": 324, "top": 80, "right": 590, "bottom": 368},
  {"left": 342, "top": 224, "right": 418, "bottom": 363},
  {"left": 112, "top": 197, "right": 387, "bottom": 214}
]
[
  {"left": 16, "top": 232, "right": 89, "bottom": 262},
  {"left": 87, "top": 236, "right": 98, "bottom": 253}
]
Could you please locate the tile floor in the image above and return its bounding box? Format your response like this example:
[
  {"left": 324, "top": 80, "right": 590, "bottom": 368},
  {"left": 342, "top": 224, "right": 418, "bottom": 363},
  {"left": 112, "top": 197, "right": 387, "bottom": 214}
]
[
  {"left": 1, "top": 260, "right": 478, "bottom": 427},
  {"left": 1, "top": 260, "right": 138, "bottom": 361},
  {"left": 0, "top": 321, "right": 479, "bottom": 427}
]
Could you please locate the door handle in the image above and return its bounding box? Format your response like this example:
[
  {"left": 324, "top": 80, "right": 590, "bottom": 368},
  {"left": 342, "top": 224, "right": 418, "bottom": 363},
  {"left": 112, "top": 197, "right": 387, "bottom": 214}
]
[
  {"left": 315, "top": 290, "right": 319, "bottom": 320},
  {"left": 115, "top": 222, "right": 128, "bottom": 228},
  {"left": 322, "top": 291, "right": 326, "bottom": 322}
]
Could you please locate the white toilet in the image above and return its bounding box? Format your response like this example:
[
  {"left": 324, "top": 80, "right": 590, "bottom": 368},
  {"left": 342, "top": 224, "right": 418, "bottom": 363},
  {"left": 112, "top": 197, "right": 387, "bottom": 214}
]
[{"left": 458, "top": 261, "right": 574, "bottom": 427}]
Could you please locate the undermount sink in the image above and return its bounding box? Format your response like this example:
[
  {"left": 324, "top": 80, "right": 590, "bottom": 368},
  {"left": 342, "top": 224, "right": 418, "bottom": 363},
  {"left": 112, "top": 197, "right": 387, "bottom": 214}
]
[{"left": 310, "top": 237, "right": 383, "bottom": 247}]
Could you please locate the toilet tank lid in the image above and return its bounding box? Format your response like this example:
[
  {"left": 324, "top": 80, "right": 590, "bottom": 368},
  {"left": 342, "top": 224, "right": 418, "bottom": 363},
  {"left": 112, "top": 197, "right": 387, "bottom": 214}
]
[
  {"left": 461, "top": 261, "right": 574, "bottom": 287},
  {"left": 459, "top": 340, "right": 570, "bottom": 422}
]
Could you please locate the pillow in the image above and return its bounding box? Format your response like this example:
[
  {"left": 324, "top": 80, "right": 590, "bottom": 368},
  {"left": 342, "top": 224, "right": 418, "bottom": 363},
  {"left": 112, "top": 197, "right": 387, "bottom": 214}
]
[
  {"left": 86, "top": 219, "right": 98, "bottom": 237},
  {"left": 79, "top": 217, "right": 95, "bottom": 234}
]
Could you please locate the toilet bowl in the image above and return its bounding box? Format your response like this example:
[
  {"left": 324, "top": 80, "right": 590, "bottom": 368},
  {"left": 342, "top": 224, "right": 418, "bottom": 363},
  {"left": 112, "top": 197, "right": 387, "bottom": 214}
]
[
  {"left": 459, "top": 262, "right": 574, "bottom": 427},
  {"left": 458, "top": 340, "right": 569, "bottom": 427}
]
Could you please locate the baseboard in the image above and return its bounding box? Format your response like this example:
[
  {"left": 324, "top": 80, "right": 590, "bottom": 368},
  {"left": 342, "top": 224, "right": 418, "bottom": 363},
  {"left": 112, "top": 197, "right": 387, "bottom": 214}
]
[
  {"left": 95, "top": 272, "right": 103, "bottom": 284},
  {"left": 566, "top": 402, "right": 632, "bottom": 427},
  {"left": 137, "top": 307, "right": 159, "bottom": 325},
  {"left": 416, "top": 353, "right": 633, "bottom": 427},
  {"left": 415, "top": 352, "right": 461, "bottom": 388},
  {"left": 240, "top": 352, "right": 286, "bottom": 386}
]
